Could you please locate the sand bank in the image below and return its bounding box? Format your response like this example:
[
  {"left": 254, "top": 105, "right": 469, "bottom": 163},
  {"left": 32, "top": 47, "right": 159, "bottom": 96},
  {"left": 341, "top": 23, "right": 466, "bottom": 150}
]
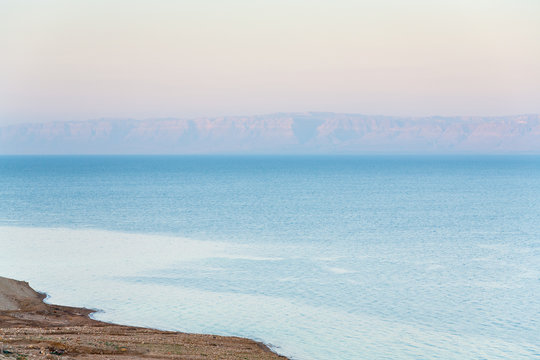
[{"left": 0, "top": 276, "right": 287, "bottom": 359}]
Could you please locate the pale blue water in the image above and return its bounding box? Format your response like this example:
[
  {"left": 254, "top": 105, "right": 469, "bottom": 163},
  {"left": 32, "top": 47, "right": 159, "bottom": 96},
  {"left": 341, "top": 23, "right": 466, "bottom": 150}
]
[{"left": 0, "top": 156, "right": 539, "bottom": 359}]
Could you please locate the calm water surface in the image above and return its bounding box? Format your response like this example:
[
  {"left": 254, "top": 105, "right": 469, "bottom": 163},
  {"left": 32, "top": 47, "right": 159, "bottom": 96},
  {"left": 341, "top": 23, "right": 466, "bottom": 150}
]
[{"left": 1, "top": 156, "right": 539, "bottom": 359}]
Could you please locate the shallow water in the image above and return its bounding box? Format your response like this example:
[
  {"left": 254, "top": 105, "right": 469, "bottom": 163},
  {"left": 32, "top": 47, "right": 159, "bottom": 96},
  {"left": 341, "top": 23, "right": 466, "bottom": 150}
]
[{"left": 1, "top": 156, "right": 539, "bottom": 359}]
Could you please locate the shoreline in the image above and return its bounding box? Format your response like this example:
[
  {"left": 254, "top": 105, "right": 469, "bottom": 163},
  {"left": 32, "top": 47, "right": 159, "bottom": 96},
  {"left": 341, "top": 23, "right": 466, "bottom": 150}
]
[{"left": 0, "top": 276, "right": 288, "bottom": 359}]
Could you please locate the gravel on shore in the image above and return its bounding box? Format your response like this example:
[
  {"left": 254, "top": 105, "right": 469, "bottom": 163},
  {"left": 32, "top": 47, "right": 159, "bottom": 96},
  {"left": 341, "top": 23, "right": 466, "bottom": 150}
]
[{"left": 0, "top": 276, "right": 287, "bottom": 360}]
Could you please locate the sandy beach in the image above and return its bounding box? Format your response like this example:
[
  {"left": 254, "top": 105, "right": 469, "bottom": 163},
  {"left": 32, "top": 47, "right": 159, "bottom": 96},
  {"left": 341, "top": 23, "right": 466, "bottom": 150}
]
[{"left": 0, "top": 276, "right": 287, "bottom": 360}]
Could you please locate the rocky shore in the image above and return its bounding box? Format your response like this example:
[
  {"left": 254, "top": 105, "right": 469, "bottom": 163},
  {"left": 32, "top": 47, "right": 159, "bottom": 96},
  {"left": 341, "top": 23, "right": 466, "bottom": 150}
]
[{"left": 0, "top": 276, "right": 287, "bottom": 360}]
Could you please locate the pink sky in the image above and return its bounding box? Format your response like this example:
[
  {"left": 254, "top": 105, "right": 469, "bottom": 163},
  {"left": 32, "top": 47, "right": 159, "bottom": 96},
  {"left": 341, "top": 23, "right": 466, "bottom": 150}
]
[{"left": 1, "top": 0, "right": 539, "bottom": 125}]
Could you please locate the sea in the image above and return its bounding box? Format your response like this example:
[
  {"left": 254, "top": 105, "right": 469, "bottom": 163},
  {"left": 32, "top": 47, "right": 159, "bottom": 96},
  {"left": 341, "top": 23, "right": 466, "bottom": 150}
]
[{"left": 0, "top": 155, "right": 539, "bottom": 360}]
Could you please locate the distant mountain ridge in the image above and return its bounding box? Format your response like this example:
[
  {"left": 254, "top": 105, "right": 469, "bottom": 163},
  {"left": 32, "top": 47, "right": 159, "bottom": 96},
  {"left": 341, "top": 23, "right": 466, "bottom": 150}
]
[{"left": 1, "top": 113, "right": 540, "bottom": 154}]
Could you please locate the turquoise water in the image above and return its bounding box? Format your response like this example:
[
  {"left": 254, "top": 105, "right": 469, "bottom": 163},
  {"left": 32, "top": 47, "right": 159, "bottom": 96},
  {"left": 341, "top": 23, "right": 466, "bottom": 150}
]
[{"left": 1, "top": 156, "right": 539, "bottom": 359}]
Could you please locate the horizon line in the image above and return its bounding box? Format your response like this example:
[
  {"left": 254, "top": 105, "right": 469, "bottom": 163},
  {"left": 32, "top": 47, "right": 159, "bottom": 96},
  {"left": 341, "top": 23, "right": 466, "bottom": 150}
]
[{"left": 2, "top": 112, "right": 540, "bottom": 127}]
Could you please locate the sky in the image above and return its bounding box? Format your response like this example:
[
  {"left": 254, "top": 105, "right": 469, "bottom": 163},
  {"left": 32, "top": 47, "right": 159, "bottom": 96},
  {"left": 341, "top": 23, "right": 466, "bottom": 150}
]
[{"left": 1, "top": 0, "right": 540, "bottom": 125}]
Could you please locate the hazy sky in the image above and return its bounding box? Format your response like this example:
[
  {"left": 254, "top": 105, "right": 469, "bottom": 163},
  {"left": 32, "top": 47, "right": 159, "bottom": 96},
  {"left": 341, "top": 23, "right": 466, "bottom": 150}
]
[{"left": 1, "top": 0, "right": 539, "bottom": 125}]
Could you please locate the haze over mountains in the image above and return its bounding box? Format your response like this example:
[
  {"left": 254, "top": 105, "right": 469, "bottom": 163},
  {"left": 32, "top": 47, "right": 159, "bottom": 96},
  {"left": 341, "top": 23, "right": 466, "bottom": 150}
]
[{"left": 1, "top": 113, "right": 540, "bottom": 154}]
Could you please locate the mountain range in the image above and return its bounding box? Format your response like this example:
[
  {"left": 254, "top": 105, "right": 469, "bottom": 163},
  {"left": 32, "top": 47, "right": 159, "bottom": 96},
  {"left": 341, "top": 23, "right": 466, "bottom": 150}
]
[{"left": 1, "top": 113, "right": 540, "bottom": 154}]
